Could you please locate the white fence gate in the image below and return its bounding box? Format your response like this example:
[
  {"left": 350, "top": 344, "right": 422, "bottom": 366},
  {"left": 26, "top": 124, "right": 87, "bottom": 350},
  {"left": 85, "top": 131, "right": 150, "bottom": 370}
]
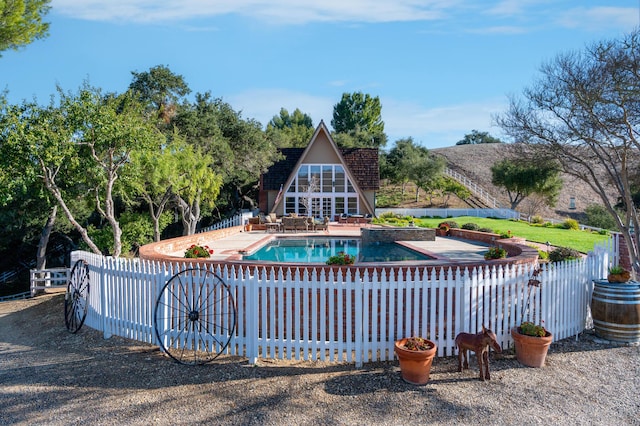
[{"left": 71, "top": 249, "right": 608, "bottom": 367}]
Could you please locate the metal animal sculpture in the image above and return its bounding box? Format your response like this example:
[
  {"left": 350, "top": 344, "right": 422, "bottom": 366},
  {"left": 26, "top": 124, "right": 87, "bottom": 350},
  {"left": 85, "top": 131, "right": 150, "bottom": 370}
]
[{"left": 455, "top": 325, "right": 502, "bottom": 381}]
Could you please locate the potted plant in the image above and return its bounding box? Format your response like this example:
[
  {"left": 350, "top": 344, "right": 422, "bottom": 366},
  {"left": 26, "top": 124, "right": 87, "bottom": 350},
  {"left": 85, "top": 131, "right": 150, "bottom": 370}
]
[
  {"left": 326, "top": 251, "right": 355, "bottom": 266},
  {"left": 511, "top": 267, "right": 553, "bottom": 367},
  {"left": 511, "top": 321, "right": 553, "bottom": 368},
  {"left": 436, "top": 222, "right": 450, "bottom": 237},
  {"left": 607, "top": 265, "right": 631, "bottom": 283},
  {"left": 184, "top": 244, "right": 213, "bottom": 258},
  {"left": 394, "top": 336, "right": 437, "bottom": 385},
  {"left": 484, "top": 246, "right": 507, "bottom": 260}
]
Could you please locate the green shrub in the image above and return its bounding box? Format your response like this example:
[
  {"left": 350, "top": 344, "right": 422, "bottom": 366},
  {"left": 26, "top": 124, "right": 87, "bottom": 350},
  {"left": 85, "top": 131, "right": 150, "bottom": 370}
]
[
  {"left": 536, "top": 249, "right": 549, "bottom": 260},
  {"left": 326, "top": 252, "right": 355, "bottom": 265},
  {"left": 531, "top": 215, "right": 544, "bottom": 224},
  {"left": 584, "top": 204, "right": 617, "bottom": 230},
  {"left": 379, "top": 212, "right": 398, "bottom": 220},
  {"left": 549, "top": 247, "right": 581, "bottom": 262},
  {"left": 478, "top": 227, "right": 494, "bottom": 233},
  {"left": 562, "top": 218, "right": 580, "bottom": 230},
  {"left": 462, "top": 222, "right": 479, "bottom": 231},
  {"left": 484, "top": 246, "right": 507, "bottom": 260},
  {"left": 439, "top": 220, "right": 460, "bottom": 229}
]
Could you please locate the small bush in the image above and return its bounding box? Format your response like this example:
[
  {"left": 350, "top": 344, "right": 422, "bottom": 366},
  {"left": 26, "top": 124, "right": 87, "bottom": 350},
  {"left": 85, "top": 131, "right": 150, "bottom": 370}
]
[
  {"left": 531, "top": 215, "right": 544, "bottom": 224},
  {"left": 462, "top": 222, "right": 479, "bottom": 231},
  {"left": 536, "top": 249, "right": 549, "bottom": 260},
  {"left": 478, "top": 227, "right": 494, "bottom": 233},
  {"left": 379, "top": 212, "right": 398, "bottom": 220},
  {"left": 484, "top": 246, "right": 507, "bottom": 260},
  {"left": 562, "top": 218, "right": 580, "bottom": 230},
  {"left": 584, "top": 204, "right": 617, "bottom": 230},
  {"left": 439, "top": 220, "right": 460, "bottom": 229},
  {"left": 549, "top": 247, "right": 581, "bottom": 262},
  {"left": 326, "top": 252, "right": 355, "bottom": 265}
]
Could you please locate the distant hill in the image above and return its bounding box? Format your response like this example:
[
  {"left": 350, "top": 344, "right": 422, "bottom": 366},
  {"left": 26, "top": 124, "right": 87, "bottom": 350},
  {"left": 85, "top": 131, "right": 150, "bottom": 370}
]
[{"left": 430, "top": 144, "right": 610, "bottom": 221}]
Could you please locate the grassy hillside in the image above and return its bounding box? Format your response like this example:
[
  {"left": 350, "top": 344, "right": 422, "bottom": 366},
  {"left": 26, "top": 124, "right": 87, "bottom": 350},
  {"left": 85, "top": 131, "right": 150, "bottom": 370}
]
[{"left": 379, "top": 143, "right": 612, "bottom": 222}]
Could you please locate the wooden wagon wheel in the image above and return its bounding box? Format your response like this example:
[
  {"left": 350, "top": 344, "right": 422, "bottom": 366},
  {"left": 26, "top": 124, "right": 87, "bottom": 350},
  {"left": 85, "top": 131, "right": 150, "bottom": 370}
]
[
  {"left": 154, "top": 268, "right": 237, "bottom": 365},
  {"left": 64, "top": 259, "right": 90, "bottom": 333}
]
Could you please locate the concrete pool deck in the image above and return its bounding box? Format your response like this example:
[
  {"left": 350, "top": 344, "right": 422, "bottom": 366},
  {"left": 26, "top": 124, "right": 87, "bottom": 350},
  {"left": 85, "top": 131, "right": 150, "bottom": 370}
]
[{"left": 186, "top": 226, "right": 490, "bottom": 263}]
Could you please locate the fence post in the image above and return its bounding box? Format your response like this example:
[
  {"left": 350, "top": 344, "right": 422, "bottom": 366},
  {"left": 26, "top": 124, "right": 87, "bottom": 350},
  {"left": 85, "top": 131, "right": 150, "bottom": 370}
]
[
  {"left": 100, "top": 256, "right": 111, "bottom": 339},
  {"left": 245, "top": 267, "right": 259, "bottom": 365}
]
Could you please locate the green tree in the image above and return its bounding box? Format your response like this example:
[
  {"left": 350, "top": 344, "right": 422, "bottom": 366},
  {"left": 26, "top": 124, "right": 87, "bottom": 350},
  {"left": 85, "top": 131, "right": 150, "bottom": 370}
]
[
  {"left": 331, "top": 92, "right": 386, "bottom": 148},
  {"left": 496, "top": 29, "right": 640, "bottom": 277},
  {"left": 385, "top": 138, "right": 417, "bottom": 197},
  {"left": 126, "top": 132, "right": 182, "bottom": 241},
  {"left": 63, "top": 87, "right": 164, "bottom": 256},
  {"left": 129, "top": 64, "right": 191, "bottom": 125},
  {"left": 491, "top": 158, "right": 562, "bottom": 210},
  {"left": 385, "top": 138, "right": 444, "bottom": 201},
  {"left": 584, "top": 204, "right": 617, "bottom": 230},
  {"left": 0, "top": 96, "right": 102, "bottom": 255},
  {"left": 0, "top": 0, "right": 50, "bottom": 55},
  {"left": 173, "top": 141, "right": 223, "bottom": 235},
  {"left": 266, "top": 108, "right": 314, "bottom": 148},
  {"left": 456, "top": 130, "right": 502, "bottom": 145},
  {"left": 175, "top": 92, "right": 280, "bottom": 214}
]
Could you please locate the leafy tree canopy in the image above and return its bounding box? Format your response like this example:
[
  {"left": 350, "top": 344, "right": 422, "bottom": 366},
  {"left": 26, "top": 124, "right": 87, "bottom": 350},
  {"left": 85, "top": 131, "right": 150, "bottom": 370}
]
[
  {"left": 0, "top": 0, "right": 50, "bottom": 55},
  {"left": 266, "top": 108, "right": 314, "bottom": 148},
  {"left": 456, "top": 130, "right": 502, "bottom": 145},
  {"left": 491, "top": 158, "right": 562, "bottom": 210},
  {"left": 331, "top": 92, "right": 386, "bottom": 148},
  {"left": 129, "top": 64, "right": 191, "bottom": 124}
]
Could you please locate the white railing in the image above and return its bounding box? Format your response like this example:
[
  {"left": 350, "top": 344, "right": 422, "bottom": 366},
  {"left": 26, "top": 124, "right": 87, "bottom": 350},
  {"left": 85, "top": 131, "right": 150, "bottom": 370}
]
[
  {"left": 444, "top": 168, "right": 502, "bottom": 209},
  {"left": 30, "top": 267, "right": 70, "bottom": 296},
  {"left": 198, "top": 211, "right": 254, "bottom": 233},
  {"left": 376, "top": 208, "right": 520, "bottom": 220},
  {"left": 71, "top": 249, "right": 608, "bottom": 367}
]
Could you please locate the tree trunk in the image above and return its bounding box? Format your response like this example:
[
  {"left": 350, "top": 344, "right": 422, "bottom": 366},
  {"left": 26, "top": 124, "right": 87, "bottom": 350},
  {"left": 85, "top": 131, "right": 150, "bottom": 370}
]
[
  {"left": 36, "top": 205, "right": 57, "bottom": 270},
  {"left": 42, "top": 164, "right": 102, "bottom": 255}
]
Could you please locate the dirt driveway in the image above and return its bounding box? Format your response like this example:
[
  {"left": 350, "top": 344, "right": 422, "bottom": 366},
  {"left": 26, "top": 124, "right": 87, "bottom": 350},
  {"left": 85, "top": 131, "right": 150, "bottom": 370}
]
[{"left": 1, "top": 294, "right": 639, "bottom": 425}]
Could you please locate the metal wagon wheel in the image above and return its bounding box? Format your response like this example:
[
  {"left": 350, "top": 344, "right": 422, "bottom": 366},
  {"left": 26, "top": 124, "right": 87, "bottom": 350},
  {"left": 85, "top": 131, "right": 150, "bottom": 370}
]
[
  {"left": 154, "top": 268, "right": 237, "bottom": 365},
  {"left": 64, "top": 259, "right": 90, "bottom": 333}
]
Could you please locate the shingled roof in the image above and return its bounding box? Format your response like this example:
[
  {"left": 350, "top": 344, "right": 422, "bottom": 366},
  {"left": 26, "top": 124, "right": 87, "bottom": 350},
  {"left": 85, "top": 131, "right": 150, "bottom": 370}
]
[{"left": 262, "top": 147, "right": 379, "bottom": 191}]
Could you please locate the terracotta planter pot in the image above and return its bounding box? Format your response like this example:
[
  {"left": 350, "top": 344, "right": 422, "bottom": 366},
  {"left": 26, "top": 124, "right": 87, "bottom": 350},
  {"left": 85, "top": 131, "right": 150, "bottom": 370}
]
[
  {"left": 394, "top": 338, "right": 437, "bottom": 385},
  {"left": 608, "top": 271, "right": 631, "bottom": 283},
  {"left": 436, "top": 229, "right": 448, "bottom": 237},
  {"left": 511, "top": 327, "right": 553, "bottom": 368}
]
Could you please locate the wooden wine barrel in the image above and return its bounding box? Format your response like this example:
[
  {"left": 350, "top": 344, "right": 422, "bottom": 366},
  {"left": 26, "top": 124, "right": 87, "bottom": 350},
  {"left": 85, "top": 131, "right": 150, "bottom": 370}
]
[{"left": 591, "top": 280, "right": 640, "bottom": 343}]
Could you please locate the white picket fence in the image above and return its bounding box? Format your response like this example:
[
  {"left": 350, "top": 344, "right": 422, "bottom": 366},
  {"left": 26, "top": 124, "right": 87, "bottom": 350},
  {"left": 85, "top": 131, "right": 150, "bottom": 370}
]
[{"left": 71, "top": 248, "right": 609, "bottom": 367}]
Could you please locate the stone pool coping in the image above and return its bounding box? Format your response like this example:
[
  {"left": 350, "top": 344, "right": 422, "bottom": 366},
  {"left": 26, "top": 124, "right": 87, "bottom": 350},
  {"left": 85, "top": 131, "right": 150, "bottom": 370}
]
[{"left": 139, "top": 225, "right": 540, "bottom": 271}]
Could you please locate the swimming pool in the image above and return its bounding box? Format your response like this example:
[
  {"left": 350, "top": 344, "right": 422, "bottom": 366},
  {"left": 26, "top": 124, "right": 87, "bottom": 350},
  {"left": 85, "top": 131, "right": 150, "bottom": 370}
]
[{"left": 242, "top": 237, "right": 433, "bottom": 263}]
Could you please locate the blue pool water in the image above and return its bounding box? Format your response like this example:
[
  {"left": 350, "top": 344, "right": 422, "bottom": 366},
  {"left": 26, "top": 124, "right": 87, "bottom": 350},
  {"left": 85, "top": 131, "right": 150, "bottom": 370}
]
[{"left": 242, "top": 238, "right": 433, "bottom": 263}]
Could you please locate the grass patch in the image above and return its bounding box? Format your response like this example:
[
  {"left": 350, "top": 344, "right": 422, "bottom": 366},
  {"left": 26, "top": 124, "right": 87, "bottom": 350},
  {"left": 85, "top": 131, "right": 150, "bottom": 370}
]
[{"left": 408, "top": 216, "right": 610, "bottom": 254}]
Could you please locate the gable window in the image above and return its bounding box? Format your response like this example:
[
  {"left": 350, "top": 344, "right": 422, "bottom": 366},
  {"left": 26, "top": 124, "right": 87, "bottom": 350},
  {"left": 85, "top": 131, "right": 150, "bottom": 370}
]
[{"left": 284, "top": 164, "right": 359, "bottom": 217}]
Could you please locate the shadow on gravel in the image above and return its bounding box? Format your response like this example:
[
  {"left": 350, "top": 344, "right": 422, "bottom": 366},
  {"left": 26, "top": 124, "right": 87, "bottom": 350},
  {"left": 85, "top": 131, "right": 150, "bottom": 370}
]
[{"left": 0, "top": 292, "right": 627, "bottom": 395}]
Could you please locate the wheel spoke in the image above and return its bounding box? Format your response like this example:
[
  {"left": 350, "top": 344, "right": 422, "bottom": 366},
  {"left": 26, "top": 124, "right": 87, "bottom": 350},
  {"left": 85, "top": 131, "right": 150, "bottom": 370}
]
[
  {"left": 154, "top": 268, "right": 236, "bottom": 365},
  {"left": 65, "top": 260, "right": 90, "bottom": 333}
]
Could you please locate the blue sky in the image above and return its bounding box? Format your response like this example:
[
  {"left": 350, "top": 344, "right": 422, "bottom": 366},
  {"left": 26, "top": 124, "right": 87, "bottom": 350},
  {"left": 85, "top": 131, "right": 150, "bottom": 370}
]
[{"left": 1, "top": 1, "right": 637, "bottom": 148}]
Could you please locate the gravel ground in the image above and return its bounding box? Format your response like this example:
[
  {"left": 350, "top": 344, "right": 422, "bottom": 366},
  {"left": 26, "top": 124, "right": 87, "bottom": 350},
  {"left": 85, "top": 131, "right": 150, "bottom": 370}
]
[{"left": 1, "top": 293, "right": 639, "bottom": 426}]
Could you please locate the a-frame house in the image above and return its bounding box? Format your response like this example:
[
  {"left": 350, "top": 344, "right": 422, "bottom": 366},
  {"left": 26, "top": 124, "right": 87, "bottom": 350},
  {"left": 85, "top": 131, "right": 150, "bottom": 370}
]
[{"left": 259, "top": 120, "right": 379, "bottom": 219}]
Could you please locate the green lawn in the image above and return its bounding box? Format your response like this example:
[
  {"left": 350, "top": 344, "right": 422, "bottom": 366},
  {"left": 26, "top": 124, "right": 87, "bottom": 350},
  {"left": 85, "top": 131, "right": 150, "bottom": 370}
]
[{"left": 412, "top": 216, "right": 610, "bottom": 254}]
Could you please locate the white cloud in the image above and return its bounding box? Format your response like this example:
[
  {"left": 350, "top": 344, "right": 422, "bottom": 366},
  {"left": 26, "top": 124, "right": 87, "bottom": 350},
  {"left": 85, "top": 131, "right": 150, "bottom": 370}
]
[
  {"left": 52, "top": 0, "right": 453, "bottom": 24},
  {"left": 556, "top": 7, "right": 638, "bottom": 32}
]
